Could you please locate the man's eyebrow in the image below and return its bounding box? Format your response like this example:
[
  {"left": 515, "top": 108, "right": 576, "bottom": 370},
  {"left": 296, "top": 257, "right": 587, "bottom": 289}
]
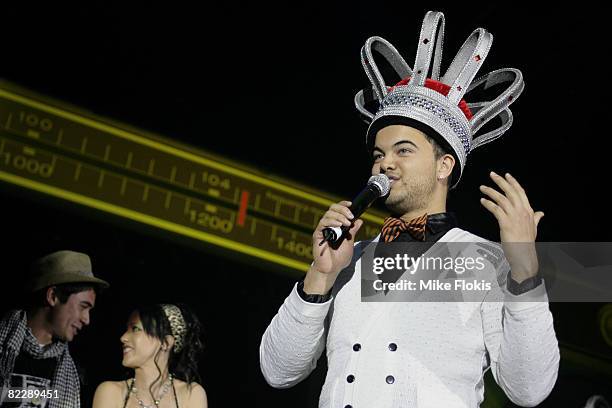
[
  {"left": 373, "top": 140, "right": 419, "bottom": 152},
  {"left": 81, "top": 301, "right": 94, "bottom": 308},
  {"left": 394, "top": 140, "right": 419, "bottom": 149}
]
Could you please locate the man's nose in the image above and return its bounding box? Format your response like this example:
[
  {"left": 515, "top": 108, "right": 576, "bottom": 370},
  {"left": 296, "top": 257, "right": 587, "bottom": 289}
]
[
  {"left": 380, "top": 155, "right": 396, "bottom": 172},
  {"left": 81, "top": 310, "right": 91, "bottom": 326}
]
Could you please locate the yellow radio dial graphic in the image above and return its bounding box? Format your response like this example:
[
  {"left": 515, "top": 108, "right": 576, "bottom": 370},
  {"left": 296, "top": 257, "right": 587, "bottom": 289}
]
[{"left": 0, "top": 81, "right": 385, "bottom": 272}]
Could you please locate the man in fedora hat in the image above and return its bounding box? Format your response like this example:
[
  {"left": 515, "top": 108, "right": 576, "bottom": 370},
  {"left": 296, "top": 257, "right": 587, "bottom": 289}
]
[{"left": 0, "top": 250, "right": 109, "bottom": 407}]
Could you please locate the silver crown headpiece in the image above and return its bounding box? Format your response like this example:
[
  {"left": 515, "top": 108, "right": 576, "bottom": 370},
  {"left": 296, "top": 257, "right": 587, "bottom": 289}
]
[{"left": 355, "top": 11, "right": 524, "bottom": 187}]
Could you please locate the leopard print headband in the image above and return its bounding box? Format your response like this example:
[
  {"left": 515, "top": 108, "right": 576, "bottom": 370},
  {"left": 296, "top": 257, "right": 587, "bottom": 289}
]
[{"left": 161, "top": 304, "right": 187, "bottom": 352}]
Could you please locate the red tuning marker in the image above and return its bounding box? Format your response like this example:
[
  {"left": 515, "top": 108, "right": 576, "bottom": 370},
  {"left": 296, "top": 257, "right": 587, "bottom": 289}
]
[{"left": 237, "top": 190, "right": 249, "bottom": 227}]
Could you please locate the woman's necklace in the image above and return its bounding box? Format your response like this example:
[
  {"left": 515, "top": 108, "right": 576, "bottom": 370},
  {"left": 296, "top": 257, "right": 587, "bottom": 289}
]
[{"left": 130, "top": 374, "right": 173, "bottom": 407}]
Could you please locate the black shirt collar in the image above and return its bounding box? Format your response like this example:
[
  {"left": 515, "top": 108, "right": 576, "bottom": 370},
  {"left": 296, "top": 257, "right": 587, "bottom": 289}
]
[{"left": 426, "top": 212, "right": 458, "bottom": 235}]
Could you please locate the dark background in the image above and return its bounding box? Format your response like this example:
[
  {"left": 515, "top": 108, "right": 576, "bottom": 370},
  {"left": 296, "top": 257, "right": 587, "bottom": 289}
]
[{"left": 1, "top": 2, "right": 610, "bottom": 407}]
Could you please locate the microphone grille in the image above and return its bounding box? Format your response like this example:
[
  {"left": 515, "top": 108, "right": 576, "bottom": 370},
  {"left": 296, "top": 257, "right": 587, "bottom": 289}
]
[{"left": 368, "top": 174, "right": 391, "bottom": 196}]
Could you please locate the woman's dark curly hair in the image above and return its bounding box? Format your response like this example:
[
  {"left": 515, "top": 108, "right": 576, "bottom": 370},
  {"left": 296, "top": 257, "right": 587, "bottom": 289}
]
[{"left": 130, "top": 303, "right": 204, "bottom": 389}]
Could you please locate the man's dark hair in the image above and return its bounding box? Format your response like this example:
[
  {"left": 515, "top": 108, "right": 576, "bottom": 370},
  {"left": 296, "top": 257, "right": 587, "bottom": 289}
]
[
  {"left": 423, "top": 133, "right": 448, "bottom": 161},
  {"left": 24, "top": 283, "right": 99, "bottom": 309}
]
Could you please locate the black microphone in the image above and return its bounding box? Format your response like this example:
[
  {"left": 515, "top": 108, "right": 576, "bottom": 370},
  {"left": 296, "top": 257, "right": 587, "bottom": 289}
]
[{"left": 321, "top": 174, "right": 390, "bottom": 244}]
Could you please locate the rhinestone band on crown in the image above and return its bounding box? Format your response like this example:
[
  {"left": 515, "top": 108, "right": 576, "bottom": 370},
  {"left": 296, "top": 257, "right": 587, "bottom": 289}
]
[{"left": 379, "top": 87, "right": 471, "bottom": 153}]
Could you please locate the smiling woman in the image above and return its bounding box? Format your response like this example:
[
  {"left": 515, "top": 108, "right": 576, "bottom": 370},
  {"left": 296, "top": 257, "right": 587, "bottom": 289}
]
[{"left": 92, "top": 303, "right": 207, "bottom": 408}]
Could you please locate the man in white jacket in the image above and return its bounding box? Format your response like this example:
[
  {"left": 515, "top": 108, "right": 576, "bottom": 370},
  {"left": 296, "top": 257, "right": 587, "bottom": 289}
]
[{"left": 260, "top": 11, "right": 559, "bottom": 408}]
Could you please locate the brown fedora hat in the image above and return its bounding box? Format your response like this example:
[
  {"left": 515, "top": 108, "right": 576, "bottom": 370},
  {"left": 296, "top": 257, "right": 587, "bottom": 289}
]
[{"left": 26, "top": 250, "right": 110, "bottom": 292}]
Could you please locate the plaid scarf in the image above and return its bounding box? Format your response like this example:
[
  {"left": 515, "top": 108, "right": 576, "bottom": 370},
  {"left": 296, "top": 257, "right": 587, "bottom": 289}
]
[{"left": 0, "top": 310, "right": 80, "bottom": 407}]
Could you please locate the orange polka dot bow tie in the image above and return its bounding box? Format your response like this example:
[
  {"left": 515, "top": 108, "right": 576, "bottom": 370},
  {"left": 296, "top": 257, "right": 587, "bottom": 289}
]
[{"left": 380, "top": 213, "right": 428, "bottom": 242}]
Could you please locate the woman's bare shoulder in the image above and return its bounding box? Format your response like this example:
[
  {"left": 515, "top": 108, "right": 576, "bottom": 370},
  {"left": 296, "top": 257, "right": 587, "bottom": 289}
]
[
  {"left": 173, "top": 379, "right": 208, "bottom": 408},
  {"left": 93, "top": 380, "right": 129, "bottom": 408}
]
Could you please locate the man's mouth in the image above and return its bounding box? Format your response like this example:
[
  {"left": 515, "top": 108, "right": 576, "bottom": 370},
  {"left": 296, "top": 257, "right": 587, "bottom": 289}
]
[
  {"left": 123, "top": 346, "right": 133, "bottom": 355},
  {"left": 387, "top": 175, "right": 400, "bottom": 186}
]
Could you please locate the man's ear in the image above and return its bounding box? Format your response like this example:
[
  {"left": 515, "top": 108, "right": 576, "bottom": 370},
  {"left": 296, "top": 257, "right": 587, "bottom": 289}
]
[
  {"left": 437, "top": 153, "right": 456, "bottom": 180},
  {"left": 46, "top": 287, "right": 59, "bottom": 307}
]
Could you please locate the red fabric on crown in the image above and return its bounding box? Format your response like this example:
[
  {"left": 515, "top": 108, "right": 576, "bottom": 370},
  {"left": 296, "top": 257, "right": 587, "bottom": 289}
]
[{"left": 388, "top": 77, "right": 473, "bottom": 120}]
